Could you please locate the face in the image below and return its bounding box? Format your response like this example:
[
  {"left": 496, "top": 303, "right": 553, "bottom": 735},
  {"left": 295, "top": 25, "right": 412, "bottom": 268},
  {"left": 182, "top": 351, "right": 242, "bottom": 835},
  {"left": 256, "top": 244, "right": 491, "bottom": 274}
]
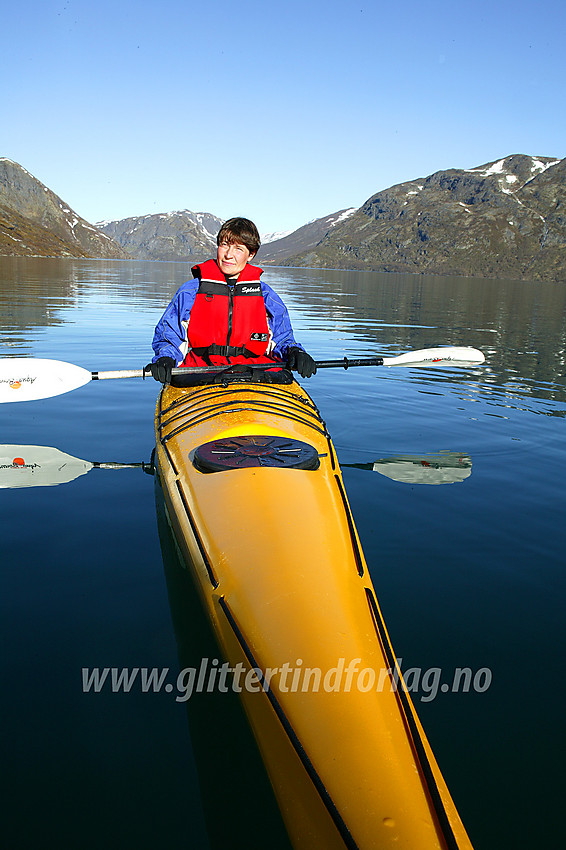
[{"left": 216, "top": 239, "right": 254, "bottom": 276}]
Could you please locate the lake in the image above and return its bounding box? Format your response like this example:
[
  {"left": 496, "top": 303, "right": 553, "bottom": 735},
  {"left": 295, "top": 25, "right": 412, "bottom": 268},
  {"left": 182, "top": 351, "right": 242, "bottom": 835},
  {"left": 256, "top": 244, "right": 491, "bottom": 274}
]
[{"left": 1, "top": 256, "right": 565, "bottom": 849}]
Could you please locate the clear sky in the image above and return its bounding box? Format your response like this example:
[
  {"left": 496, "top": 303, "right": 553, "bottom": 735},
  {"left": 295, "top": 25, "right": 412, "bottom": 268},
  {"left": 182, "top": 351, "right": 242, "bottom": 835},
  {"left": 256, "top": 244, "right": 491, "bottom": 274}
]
[{"left": 4, "top": 0, "right": 565, "bottom": 235}]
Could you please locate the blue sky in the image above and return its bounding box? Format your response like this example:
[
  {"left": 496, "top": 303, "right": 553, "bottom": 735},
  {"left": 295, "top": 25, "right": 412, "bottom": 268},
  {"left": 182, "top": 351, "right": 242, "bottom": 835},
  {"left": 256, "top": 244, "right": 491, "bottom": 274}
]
[{"left": 4, "top": 0, "right": 565, "bottom": 234}]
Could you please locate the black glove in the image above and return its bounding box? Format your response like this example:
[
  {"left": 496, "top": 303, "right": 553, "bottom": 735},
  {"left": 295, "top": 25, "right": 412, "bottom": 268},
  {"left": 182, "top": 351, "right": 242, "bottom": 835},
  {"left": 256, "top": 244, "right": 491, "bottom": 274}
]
[
  {"left": 286, "top": 347, "right": 317, "bottom": 378},
  {"left": 146, "top": 356, "right": 175, "bottom": 383}
]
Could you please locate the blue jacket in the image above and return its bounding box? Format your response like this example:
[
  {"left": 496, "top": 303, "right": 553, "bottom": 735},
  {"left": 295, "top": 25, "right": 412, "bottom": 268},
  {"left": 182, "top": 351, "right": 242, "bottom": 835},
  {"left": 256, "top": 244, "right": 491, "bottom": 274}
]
[{"left": 152, "top": 276, "right": 303, "bottom": 364}]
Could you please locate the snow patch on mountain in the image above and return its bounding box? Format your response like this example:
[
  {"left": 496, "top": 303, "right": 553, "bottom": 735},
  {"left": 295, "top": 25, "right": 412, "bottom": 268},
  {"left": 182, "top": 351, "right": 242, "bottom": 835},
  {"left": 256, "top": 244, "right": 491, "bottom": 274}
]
[
  {"left": 261, "top": 229, "right": 293, "bottom": 244},
  {"left": 328, "top": 208, "right": 356, "bottom": 226},
  {"left": 531, "top": 158, "right": 561, "bottom": 173},
  {"left": 466, "top": 155, "right": 560, "bottom": 184}
]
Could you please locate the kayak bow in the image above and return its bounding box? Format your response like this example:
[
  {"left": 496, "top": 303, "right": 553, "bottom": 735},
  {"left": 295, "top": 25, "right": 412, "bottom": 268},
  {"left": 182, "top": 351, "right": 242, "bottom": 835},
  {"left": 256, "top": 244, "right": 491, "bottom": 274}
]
[{"left": 154, "top": 373, "right": 473, "bottom": 850}]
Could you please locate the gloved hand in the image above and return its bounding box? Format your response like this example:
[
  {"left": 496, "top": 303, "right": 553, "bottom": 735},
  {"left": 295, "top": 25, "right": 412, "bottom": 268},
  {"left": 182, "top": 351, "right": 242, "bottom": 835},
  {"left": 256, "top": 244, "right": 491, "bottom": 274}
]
[
  {"left": 286, "top": 347, "right": 317, "bottom": 378},
  {"left": 146, "top": 356, "right": 175, "bottom": 383}
]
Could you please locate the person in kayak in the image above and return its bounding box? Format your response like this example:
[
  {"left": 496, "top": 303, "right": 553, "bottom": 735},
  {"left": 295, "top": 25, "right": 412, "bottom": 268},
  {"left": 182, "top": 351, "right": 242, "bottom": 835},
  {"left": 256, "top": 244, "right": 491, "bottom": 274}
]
[{"left": 147, "top": 217, "right": 317, "bottom": 382}]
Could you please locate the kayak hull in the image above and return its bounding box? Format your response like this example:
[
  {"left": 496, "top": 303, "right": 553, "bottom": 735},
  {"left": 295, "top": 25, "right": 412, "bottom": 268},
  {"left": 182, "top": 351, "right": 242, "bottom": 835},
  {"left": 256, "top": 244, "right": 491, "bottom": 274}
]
[{"left": 154, "top": 377, "right": 473, "bottom": 850}]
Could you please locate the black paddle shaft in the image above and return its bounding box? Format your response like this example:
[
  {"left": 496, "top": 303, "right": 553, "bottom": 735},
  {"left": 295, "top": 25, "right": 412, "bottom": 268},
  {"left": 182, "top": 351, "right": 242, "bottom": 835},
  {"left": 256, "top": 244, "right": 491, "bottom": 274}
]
[
  {"left": 313, "top": 357, "right": 384, "bottom": 369},
  {"left": 161, "top": 357, "right": 385, "bottom": 377}
]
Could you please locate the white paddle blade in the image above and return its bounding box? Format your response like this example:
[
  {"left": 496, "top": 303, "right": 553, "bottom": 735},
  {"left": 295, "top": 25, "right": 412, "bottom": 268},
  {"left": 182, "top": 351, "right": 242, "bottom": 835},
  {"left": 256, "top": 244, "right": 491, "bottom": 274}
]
[
  {"left": 0, "top": 445, "right": 93, "bottom": 488},
  {"left": 0, "top": 359, "right": 92, "bottom": 403},
  {"left": 382, "top": 347, "right": 485, "bottom": 368}
]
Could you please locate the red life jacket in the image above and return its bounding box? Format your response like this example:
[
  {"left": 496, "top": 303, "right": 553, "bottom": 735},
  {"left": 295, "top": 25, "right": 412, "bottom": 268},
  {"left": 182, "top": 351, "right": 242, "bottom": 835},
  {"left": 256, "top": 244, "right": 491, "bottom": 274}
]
[{"left": 182, "top": 259, "right": 280, "bottom": 368}]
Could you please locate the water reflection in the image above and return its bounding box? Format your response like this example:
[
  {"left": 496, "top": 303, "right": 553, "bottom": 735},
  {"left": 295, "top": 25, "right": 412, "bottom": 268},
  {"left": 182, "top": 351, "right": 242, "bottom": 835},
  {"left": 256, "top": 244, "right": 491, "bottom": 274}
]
[
  {"left": 0, "top": 444, "right": 145, "bottom": 488},
  {"left": 269, "top": 267, "right": 566, "bottom": 413},
  {"left": 342, "top": 451, "right": 472, "bottom": 484},
  {"left": 155, "top": 477, "right": 292, "bottom": 849},
  {"left": 1, "top": 258, "right": 564, "bottom": 415},
  {"left": 0, "top": 257, "right": 194, "bottom": 345},
  {"left": 0, "top": 257, "right": 77, "bottom": 345},
  {"left": 1, "top": 445, "right": 473, "bottom": 489}
]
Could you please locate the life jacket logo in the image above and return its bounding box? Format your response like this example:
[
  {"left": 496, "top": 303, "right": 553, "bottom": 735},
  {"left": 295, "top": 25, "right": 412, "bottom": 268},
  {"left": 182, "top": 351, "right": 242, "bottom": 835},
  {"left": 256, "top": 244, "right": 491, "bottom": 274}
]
[
  {"left": 241, "top": 285, "right": 261, "bottom": 295},
  {"left": 250, "top": 333, "right": 268, "bottom": 341}
]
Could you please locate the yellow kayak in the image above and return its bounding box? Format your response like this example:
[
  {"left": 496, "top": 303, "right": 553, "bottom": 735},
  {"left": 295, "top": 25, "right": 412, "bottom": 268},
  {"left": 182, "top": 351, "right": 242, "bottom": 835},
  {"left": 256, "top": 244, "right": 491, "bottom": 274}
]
[{"left": 154, "top": 371, "right": 473, "bottom": 850}]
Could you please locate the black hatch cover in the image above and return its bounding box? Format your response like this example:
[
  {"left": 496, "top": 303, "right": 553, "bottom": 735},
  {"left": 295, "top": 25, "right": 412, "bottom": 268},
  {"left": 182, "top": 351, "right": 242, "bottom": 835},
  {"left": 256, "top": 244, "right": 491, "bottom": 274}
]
[{"left": 193, "top": 435, "right": 320, "bottom": 472}]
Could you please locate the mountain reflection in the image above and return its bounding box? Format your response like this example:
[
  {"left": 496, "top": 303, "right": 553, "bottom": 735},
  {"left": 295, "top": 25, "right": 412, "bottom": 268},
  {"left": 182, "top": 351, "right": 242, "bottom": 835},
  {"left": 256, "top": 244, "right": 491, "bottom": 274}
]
[{"left": 1, "top": 258, "right": 564, "bottom": 413}]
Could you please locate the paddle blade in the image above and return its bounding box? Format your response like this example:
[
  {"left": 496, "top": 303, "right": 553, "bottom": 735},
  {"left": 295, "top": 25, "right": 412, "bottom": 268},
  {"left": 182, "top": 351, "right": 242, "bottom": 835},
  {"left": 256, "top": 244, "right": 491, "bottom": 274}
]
[
  {"left": 0, "top": 445, "right": 93, "bottom": 488},
  {"left": 0, "top": 358, "right": 92, "bottom": 402},
  {"left": 382, "top": 347, "right": 485, "bottom": 368}
]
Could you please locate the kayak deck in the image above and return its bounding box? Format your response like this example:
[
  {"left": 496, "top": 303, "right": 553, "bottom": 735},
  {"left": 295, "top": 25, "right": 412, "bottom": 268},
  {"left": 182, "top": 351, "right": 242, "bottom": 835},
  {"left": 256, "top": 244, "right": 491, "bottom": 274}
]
[{"left": 154, "top": 378, "right": 473, "bottom": 850}]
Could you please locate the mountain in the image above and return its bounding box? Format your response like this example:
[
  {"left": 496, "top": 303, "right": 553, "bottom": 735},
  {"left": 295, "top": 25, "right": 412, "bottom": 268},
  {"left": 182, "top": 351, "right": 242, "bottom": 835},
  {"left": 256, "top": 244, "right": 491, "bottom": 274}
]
[
  {"left": 98, "top": 211, "right": 223, "bottom": 262},
  {"left": 5, "top": 153, "right": 563, "bottom": 280},
  {"left": 256, "top": 209, "right": 357, "bottom": 264},
  {"left": 0, "top": 159, "right": 128, "bottom": 259},
  {"left": 278, "top": 155, "right": 566, "bottom": 282},
  {"left": 98, "top": 208, "right": 357, "bottom": 265}
]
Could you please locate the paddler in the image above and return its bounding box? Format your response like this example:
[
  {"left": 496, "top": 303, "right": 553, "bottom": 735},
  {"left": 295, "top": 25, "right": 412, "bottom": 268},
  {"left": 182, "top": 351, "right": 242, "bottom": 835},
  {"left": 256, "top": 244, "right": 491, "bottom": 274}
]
[{"left": 147, "top": 217, "right": 317, "bottom": 382}]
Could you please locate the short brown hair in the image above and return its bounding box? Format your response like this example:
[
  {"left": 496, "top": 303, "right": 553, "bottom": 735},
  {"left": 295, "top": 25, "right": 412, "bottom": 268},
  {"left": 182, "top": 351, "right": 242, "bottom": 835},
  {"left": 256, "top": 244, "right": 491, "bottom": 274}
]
[{"left": 217, "top": 217, "right": 261, "bottom": 256}]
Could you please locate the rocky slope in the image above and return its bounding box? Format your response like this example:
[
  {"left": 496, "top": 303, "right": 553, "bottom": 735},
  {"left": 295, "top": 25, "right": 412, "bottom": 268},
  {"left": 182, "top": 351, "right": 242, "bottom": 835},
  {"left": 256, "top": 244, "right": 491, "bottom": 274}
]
[
  {"left": 98, "top": 211, "right": 223, "bottom": 262},
  {"left": 279, "top": 155, "right": 565, "bottom": 282},
  {"left": 257, "top": 209, "right": 357, "bottom": 264},
  {"left": 0, "top": 159, "right": 127, "bottom": 259}
]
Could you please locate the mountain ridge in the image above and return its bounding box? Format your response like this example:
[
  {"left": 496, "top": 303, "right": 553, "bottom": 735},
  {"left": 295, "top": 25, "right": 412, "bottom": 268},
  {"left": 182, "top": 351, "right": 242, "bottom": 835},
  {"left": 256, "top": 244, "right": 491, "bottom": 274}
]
[
  {"left": 0, "top": 158, "right": 127, "bottom": 259},
  {"left": 277, "top": 154, "right": 565, "bottom": 282},
  {"left": 256, "top": 209, "right": 356, "bottom": 264},
  {"left": 98, "top": 210, "right": 223, "bottom": 262}
]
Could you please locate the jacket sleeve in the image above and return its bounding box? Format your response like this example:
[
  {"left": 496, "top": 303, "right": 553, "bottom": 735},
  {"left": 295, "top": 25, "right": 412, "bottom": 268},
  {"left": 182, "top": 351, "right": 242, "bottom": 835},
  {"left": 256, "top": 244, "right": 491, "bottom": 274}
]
[
  {"left": 261, "top": 282, "right": 305, "bottom": 359},
  {"left": 152, "top": 280, "right": 199, "bottom": 364}
]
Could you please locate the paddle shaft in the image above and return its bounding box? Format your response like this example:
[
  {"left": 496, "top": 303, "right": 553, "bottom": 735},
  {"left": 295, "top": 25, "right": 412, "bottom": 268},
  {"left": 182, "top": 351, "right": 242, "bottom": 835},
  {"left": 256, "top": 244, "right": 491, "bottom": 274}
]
[
  {"left": 310, "top": 357, "right": 383, "bottom": 369},
  {"left": 92, "top": 358, "right": 385, "bottom": 380}
]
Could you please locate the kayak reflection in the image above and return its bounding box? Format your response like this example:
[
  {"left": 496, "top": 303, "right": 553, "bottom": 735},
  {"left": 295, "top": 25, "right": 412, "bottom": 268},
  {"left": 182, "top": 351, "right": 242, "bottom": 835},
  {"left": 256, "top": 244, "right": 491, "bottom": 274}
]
[
  {"left": 154, "top": 475, "right": 293, "bottom": 850},
  {"left": 343, "top": 451, "right": 472, "bottom": 485}
]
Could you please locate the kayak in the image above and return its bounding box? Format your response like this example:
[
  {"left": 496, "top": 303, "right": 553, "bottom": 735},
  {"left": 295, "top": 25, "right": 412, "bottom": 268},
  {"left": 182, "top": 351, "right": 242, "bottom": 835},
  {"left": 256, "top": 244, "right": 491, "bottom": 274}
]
[{"left": 153, "top": 368, "right": 473, "bottom": 850}]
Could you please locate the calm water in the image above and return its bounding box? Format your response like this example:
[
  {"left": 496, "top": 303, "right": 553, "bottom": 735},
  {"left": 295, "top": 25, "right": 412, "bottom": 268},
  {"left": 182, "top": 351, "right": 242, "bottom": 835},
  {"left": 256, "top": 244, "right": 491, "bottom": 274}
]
[{"left": 1, "top": 257, "right": 565, "bottom": 849}]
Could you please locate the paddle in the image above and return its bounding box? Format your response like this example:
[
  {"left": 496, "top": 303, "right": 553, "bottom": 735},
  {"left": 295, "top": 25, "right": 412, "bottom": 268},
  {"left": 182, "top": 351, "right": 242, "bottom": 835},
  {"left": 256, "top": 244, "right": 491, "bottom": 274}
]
[
  {"left": 0, "top": 346, "right": 485, "bottom": 403},
  {"left": 0, "top": 445, "right": 145, "bottom": 489}
]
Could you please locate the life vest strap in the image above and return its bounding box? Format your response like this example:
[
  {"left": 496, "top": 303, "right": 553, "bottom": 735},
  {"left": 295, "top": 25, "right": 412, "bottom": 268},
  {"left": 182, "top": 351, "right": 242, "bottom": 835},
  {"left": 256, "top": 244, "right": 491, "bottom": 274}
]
[{"left": 191, "top": 344, "right": 258, "bottom": 359}]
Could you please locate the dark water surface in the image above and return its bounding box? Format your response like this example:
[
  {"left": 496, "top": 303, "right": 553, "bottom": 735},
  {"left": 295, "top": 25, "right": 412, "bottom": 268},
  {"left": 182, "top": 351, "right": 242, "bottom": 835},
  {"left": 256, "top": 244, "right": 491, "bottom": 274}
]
[{"left": 1, "top": 257, "right": 565, "bottom": 849}]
